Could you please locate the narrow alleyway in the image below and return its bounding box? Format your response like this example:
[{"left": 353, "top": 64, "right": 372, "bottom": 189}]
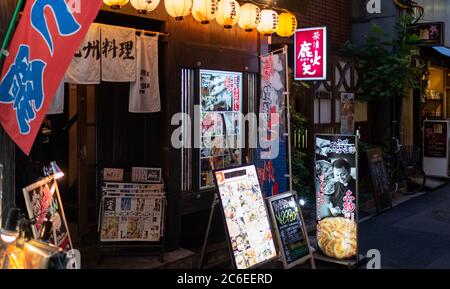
[{"left": 359, "top": 182, "right": 450, "bottom": 269}]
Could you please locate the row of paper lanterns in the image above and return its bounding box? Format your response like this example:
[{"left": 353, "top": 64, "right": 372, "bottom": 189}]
[{"left": 103, "top": 0, "right": 298, "bottom": 37}]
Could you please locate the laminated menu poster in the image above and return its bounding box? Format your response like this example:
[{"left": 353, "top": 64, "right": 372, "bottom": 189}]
[
  {"left": 214, "top": 165, "right": 277, "bottom": 269},
  {"left": 23, "top": 177, "right": 72, "bottom": 251},
  {"left": 267, "top": 192, "right": 312, "bottom": 268},
  {"left": 100, "top": 183, "right": 165, "bottom": 242},
  {"left": 315, "top": 134, "right": 358, "bottom": 262}
]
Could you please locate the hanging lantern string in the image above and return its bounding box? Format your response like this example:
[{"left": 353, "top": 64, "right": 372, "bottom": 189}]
[{"left": 243, "top": 0, "right": 298, "bottom": 18}]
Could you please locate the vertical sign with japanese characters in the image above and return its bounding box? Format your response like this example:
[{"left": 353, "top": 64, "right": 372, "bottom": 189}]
[
  {"left": 294, "top": 27, "right": 327, "bottom": 81},
  {"left": 0, "top": 0, "right": 103, "bottom": 155},
  {"left": 255, "top": 51, "right": 287, "bottom": 197},
  {"left": 315, "top": 134, "right": 358, "bottom": 261}
]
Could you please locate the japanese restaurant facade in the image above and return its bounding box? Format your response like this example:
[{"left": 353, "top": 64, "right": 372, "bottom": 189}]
[{"left": 0, "top": 1, "right": 267, "bottom": 252}]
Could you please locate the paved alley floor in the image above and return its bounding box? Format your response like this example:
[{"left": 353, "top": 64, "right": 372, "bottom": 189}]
[{"left": 359, "top": 180, "right": 450, "bottom": 269}]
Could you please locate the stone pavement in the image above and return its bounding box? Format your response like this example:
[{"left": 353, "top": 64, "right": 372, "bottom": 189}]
[{"left": 358, "top": 180, "right": 450, "bottom": 269}]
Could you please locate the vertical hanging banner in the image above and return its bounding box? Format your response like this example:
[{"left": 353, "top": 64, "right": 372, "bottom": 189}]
[
  {"left": 255, "top": 51, "right": 287, "bottom": 197},
  {"left": 315, "top": 134, "right": 358, "bottom": 262},
  {"left": 0, "top": 0, "right": 103, "bottom": 155},
  {"left": 294, "top": 27, "right": 327, "bottom": 81}
]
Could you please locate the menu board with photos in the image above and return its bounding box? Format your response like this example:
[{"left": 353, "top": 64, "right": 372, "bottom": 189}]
[
  {"left": 200, "top": 69, "right": 243, "bottom": 188},
  {"left": 100, "top": 182, "right": 165, "bottom": 242},
  {"left": 267, "top": 192, "right": 311, "bottom": 268},
  {"left": 214, "top": 165, "right": 277, "bottom": 269}
]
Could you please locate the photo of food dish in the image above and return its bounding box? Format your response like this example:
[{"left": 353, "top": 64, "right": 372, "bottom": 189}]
[{"left": 101, "top": 216, "right": 119, "bottom": 240}]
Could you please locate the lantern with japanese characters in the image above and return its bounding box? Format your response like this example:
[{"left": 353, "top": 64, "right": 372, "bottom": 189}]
[
  {"left": 164, "top": 0, "right": 192, "bottom": 20},
  {"left": 257, "top": 9, "right": 279, "bottom": 36},
  {"left": 276, "top": 12, "right": 297, "bottom": 37},
  {"left": 192, "top": 0, "right": 218, "bottom": 24},
  {"left": 216, "top": 0, "right": 240, "bottom": 29},
  {"left": 104, "top": 0, "right": 130, "bottom": 9},
  {"left": 238, "top": 3, "right": 261, "bottom": 32},
  {"left": 130, "top": 0, "right": 160, "bottom": 14}
]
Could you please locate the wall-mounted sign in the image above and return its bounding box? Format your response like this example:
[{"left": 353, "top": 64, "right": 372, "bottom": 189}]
[
  {"left": 408, "top": 22, "right": 444, "bottom": 46},
  {"left": 340, "top": 93, "right": 355, "bottom": 134},
  {"left": 315, "top": 134, "right": 358, "bottom": 261},
  {"left": 267, "top": 191, "right": 312, "bottom": 268},
  {"left": 294, "top": 27, "right": 327, "bottom": 80},
  {"left": 132, "top": 167, "right": 162, "bottom": 183},
  {"left": 214, "top": 165, "right": 277, "bottom": 269},
  {"left": 103, "top": 168, "right": 124, "bottom": 182}
]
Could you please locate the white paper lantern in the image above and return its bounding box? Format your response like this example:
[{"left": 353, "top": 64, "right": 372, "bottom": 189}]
[
  {"left": 216, "top": 0, "right": 240, "bottom": 29},
  {"left": 104, "top": 0, "right": 130, "bottom": 9},
  {"left": 130, "top": 0, "right": 160, "bottom": 14},
  {"left": 257, "top": 9, "right": 279, "bottom": 36},
  {"left": 192, "top": 0, "right": 218, "bottom": 24},
  {"left": 164, "top": 0, "right": 192, "bottom": 20},
  {"left": 238, "top": 3, "right": 261, "bottom": 32}
]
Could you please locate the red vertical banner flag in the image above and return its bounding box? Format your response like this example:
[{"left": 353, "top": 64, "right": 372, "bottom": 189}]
[
  {"left": 294, "top": 27, "right": 327, "bottom": 81},
  {"left": 0, "top": 0, "right": 103, "bottom": 155}
]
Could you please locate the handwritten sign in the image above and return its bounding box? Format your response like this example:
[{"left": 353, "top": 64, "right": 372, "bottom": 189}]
[
  {"left": 366, "top": 148, "right": 391, "bottom": 213},
  {"left": 267, "top": 191, "right": 311, "bottom": 268}
]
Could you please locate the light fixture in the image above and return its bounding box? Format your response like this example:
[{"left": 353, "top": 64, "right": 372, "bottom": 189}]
[
  {"left": 216, "top": 0, "right": 240, "bottom": 29},
  {"left": 257, "top": 9, "right": 279, "bottom": 36},
  {"left": 192, "top": 0, "right": 218, "bottom": 24},
  {"left": 238, "top": 3, "right": 260, "bottom": 32},
  {"left": 276, "top": 12, "right": 297, "bottom": 37},
  {"left": 299, "top": 199, "right": 306, "bottom": 207},
  {"left": 43, "top": 161, "right": 64, "bottom": 180},
  {"left": 1, "top": 208, "right": 20, "bottom": 243},
  {"left": 130, "top": 0, "right": 160, "bottom": 14},
  {"left": 164, "top": 0, "right": 192, "bottom": 20},
  {"left": 103, "top": 0, "right": 130, "bottom": 9}
]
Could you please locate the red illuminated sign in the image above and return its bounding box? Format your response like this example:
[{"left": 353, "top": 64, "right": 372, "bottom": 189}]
[{"left": 294, "top": 27, "right": 327, "bottom": 81}]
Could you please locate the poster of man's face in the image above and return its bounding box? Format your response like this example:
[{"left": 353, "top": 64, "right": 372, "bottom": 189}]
[{"left": 314, "top": 135, "right": 358, "bottom": 261}]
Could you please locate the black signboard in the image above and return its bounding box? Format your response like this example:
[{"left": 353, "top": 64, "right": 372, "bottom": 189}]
[
  {"left": 424, "top": 121, "right": 448, "bottom": 158},
  {"left": 366, "top": 148, "right": 392, "bottom": 213},
  {"left": 267, "top": 191, "right": 312, "bottom": 268},
  {"left": 408, "top": 22, "right": 444, "bottom": 46}
]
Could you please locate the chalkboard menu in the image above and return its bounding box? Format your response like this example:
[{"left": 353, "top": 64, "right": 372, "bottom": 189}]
[
  {"left": 366, "top": 148, "right": 392, "bottom": 213},
  {"left": 267, "top": 191, "right": 311, "bottom": 268},
  {"left": 424, "top": 121, "right": 447, "bottom": 158}
]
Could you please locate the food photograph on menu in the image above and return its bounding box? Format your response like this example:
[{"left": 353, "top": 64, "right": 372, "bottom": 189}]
[
  {"left": 214, "top": 165, "right": 277, "bottom": 269},
  {"left": 315, "top": 134, "right": 358, "bottom": 261},
  {"left": 200, "top": 69, "right": 243, "bottom": 188}
]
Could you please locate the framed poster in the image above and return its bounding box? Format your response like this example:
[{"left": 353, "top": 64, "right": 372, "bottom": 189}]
[
  {"left": 267, "top": 191, "right": 313, "bottom": 268},
  {"left": 214, "top": 165, "right": 277, "bottom": 269},
  {"left": 366, "top": 148, "right": 392, "bottom": 213},
  {"left": 340, "top": 93, "right": 355, "bottom": 134},
  {"left": 200, "top": 69, "right": 243, "bottom": 189},
  {"left": 131, "top": 167, "right": 162, "bottom": 183},
  {"left": 23, "top": 176, "right": 72, "bottom": 250},
  {"left": 314, "top": 134, "right": 358, "bottom": 262}
]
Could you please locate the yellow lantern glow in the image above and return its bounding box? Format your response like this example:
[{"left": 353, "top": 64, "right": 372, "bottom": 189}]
[
  {"left": 164, "top": 0, "right": 192, "bottom": 20},
  {"left": 238, "top": 3, "right": 261, "bottom": 32},
  {"left": 276, "top": 12, "right": 297, "bottom": 37},
  {"left": 130, "top": 0, "right": 160, "bottom": 14},
  {"left": 192, "top": 0, "right": 218, "bottom": 24},
  {"left": 216, "top": 0, "right": 240, "bottom": 29},
  {"left": 257, "top": 9, "right": 279, "bottom": 36},
  {"left": 103, "top": 0, "right": 130, "bottom": 9}
]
